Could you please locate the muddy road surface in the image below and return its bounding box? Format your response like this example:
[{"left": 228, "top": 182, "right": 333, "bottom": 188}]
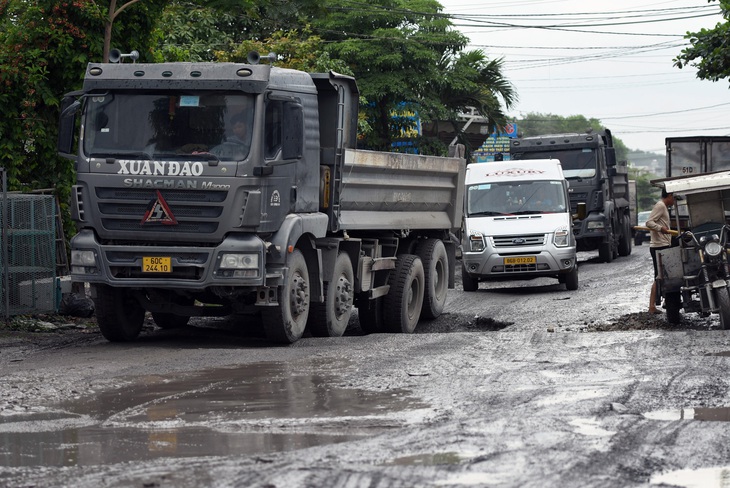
[{"left": 2, "top": 244, "right": 729, "bottom": 488}]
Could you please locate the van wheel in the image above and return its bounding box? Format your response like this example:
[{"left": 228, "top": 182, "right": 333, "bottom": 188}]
[
  {"left": 308, "top": 252, "right": 354, "bottom": 337},
  {"left": 564, "top": 266, "right": 579, "bottom": 291},
  {"left": 93, "top": 284, "right": 145, "bottom": 342},
  {"left": 262, "top": 249, "right": 310, "bottom": 343},
  {"left": 461, "top": 265, "right": 479, "bottom": 291},
  {"left": 416, "top": 239, "right": 448, "bottom": 320},
  {"left": 383, "top": 254, "right": 424, "bottom": 334}
]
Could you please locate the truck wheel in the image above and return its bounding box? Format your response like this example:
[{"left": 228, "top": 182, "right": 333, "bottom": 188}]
[
  {"left": 383, "top": 254, "right": 424, "bottom": 334},
  {"left": 564, "top": 266, "right": 579, "bottom": 291},
  {"left": 358, "top": 297, "right": 384, "bottom": 334},
  {"left": 716, "top": 287, "right": 730, "bottom": 330},
  {"left": 618, "top": 218, "right": 632, "bottom": 257},
  {"left": 262, "top": 249, "right": 310, "bottom": 343},
  {"left": 308, "top": 252, "right": 354, "bottom": 337},
  {"left": 416, "top": 239, "right": 448, "bottom": 320},
  {"left": 598, "top": 242, "right": 614, "bottom": 263},
  {"left": 665, "top": 291, "right": 682, "bottom": 325},
  {"left": 93, "top": 284, "right": 145, "bottom": 342}
]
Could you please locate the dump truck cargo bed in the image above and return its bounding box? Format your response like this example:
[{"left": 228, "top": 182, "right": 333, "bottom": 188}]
[{"left": 337, "top": 149, "right": 465, "bottom": 232}]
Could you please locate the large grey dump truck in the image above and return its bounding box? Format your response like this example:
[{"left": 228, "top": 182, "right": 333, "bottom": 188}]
[{"left": 58, "top": 55, "right": 465, "bottom": 343}]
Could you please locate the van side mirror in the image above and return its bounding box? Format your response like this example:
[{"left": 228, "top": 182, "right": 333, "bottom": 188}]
[{"left": 574, "top": 202, "right": 587, "bottom": 221}]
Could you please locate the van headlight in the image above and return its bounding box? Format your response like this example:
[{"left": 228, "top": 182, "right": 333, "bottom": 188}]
[
  {"left": 469, "top": 234, "right": 486, "bottom": 252},
  {"left": 553, "top": 227, "right": 570, "bottom": 247}
]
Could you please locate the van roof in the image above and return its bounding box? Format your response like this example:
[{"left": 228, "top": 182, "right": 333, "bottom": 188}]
[{"left": 465, "top": 159, "right": 564, "bottom": 185}]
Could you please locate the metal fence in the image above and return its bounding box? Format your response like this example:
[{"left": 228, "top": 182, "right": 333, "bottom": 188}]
[{"left": 0, "top": 168, "right": 57, "bottom": 318}]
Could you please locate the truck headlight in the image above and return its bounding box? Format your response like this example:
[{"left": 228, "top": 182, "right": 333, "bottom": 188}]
[
  {"left": 71, "top": 250, "right": 99, "bottom": 274},
  {"left": 218, "top": 253, "right": 260, "bottom": 277},
  {"left": 587, "top": 221, "right": 605, "bottom": 230},
  {"left": 469, "top": 234, "right": 486, "bottom": 252},
  {"left": 554, "top": 227, "right": 570, "bottom": 247}
]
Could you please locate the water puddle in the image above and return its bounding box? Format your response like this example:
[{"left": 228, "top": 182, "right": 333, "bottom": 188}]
[
  {"left": 0, "top": 361, "right": 427, "bottom": 467},
  {"left": 386, "top": 452, "right": 465, "bottom": 466},
  {"left": 643, "top": 407, "right": 730, "bottom": 421},
  {"left": 651, "top": 465, "right": 730, "bottom": 487}
]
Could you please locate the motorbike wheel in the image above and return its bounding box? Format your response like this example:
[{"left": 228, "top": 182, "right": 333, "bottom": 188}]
[
  {"left": 716, "top": 287, "right": 730, "bottom": 330},
  {"left": 665, "top": 291, "right": 682, "bottom": 325}
]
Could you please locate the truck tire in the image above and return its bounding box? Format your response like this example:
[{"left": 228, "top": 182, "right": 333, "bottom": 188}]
[
  {"left": 564, "top": 266, "right": 579, "bottom": 291},
  {"left": 308, "top": 252, "right": 354, "bottom": 337},
  {"left": 717, "top": 287, "right": 730, "bottom": 330},
  {"left": 93, "top": 284, "right": 145, "bottom": 342},
  {"left": 262, "top": 249, "right": 310, "bottom": 343},
  {"left": 618, "top": 218, "right": 632, "bottom": 257},
  {"left": 416, "top": 239, "right": 448, "bottom": 320},
  {"left": 461, "top": 264, "right": 479, "bottom": 292},
  {"left": 665, "top": 291, "right": 682, "bottom": 325},
  {"left": 358, "top": 297, "right": 384, "bottom": 334},
  {"left": 599, "top": 222, "right": 616, "bottom": 263},
  {"left": 383, "top": 254, "right": 424, "bottom": 334}
]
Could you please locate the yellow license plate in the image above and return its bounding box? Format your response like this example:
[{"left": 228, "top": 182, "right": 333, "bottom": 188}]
[
  {"left": 143, "top": 256, "right": 172, "bottom": 273},
  {"left": 504, "top": 256, "right": 536, "bottom": 265}
]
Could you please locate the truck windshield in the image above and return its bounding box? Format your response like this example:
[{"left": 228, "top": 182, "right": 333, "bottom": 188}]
[
  {"left": 513, "top": 149, "right": 597, "bottom": 179},
  {"left": 82, "top": 91, "right": 255, "bottom": 161},
  {"left": 467, "top": 180, "right": 566, "bottom": 216}
]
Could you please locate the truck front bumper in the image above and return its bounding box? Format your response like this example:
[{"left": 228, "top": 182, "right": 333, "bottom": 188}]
[{"left": 69, "top": 229, "right": 272, "bottom": 290}]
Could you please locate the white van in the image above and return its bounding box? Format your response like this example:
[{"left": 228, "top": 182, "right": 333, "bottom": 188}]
[{"left": 461, "top": 159, "right": 578, "bottom": 291}]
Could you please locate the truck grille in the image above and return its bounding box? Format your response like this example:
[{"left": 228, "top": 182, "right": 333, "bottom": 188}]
[
  {"left": 95, "top": 188, "right": 226, "bottom": 235},
  {"left": 492, "top": 234, "right": 545, "bottom": 248}
]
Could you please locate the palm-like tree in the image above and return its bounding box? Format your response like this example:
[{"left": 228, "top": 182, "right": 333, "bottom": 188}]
[{"left": 421, "top": 50, "right": 518, "bottom": 156}]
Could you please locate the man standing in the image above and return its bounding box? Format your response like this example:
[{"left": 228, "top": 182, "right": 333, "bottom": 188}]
[{"left": 646, "top": 189, "right": 675, "bottom": 314}]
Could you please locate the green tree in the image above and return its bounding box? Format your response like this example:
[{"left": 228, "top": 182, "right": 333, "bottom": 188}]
[
  {"left": 420, "top": 52, "right": 517, "bottom": 156},
  {"left": 316, "top": 0, "right": 470, "bottom": 151},
  {"left": 674, "top": 0, "right": 730, "bottom": 82},
  {"left": 0, "top": 0, "right": 165, "bottom": 241}
]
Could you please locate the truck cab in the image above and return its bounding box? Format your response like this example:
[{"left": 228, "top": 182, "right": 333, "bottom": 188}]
[{"left": 461, "top": 160, "right": 578, "bottom": 291}]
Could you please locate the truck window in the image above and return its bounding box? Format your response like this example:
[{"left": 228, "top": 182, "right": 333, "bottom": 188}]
[
  {"left": 82, "top": 91, "right": 254, "bottom": 161},
  {"left": 513, "top": 149, "right": 597, "bottom": 179},
  {"left": 265, "top": 100, "right": 283, "bottom": 159}
]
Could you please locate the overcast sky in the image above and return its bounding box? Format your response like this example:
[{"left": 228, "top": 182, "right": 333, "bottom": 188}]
[{"left": 438, "top": 0, "right": 729, "bottom": 154}]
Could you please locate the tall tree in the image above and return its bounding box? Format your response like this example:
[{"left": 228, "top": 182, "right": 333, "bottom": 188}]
[
  {"left": 674, "top": 0, "right": 730, "bottom": 83},
  {"left": 0, "top": 0, "right": 164, "bottom": 240},
  {"left": 315, "top": 0, "right": 469, "bottom": 151}
]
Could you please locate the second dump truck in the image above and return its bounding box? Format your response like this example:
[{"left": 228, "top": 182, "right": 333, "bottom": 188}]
[{"left": 58, "top": 54, "right": 465, "bottom": 343}]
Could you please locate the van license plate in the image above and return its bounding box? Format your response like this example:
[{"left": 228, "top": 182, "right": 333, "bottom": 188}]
[
  {"left": 143, "top": 257, "right": 172, "bottom": 273},
  {"left": 504, "top": 256, "right": 536, "bottom": 265}
]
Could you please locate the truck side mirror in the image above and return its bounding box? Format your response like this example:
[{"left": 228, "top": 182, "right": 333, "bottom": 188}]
[
  {"left": 57, "top": 96, "right": 79, "bottom": 157},
  {"left": 281, "top": 101, "right": 303, "bottom": 160},
  {"left": 605, "top": 147, "right": 616, "bottom": 167}
]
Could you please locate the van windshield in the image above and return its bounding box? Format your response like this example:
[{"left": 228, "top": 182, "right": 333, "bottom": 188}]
[
  {"left": 82, "top": 91, "right": 255, "bottom": 161},
  {"left": 467, "top": 180, "right": 566, "bottom": 216}
]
